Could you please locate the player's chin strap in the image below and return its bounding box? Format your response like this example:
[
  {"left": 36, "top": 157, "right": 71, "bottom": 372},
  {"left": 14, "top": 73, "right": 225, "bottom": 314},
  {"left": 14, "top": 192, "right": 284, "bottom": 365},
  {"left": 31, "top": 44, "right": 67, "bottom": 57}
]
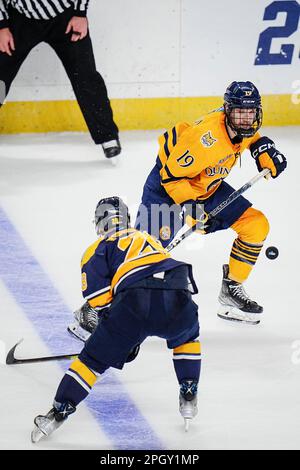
[{"left": 166, "top": 169, "right": 270, "bottom": 253}]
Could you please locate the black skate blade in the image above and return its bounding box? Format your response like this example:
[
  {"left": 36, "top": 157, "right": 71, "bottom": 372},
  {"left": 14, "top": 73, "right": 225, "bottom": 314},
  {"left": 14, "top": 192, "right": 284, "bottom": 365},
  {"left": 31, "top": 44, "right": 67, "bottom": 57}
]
[{"left": 217, "top": 313, "right": 260, "bottom": 325}]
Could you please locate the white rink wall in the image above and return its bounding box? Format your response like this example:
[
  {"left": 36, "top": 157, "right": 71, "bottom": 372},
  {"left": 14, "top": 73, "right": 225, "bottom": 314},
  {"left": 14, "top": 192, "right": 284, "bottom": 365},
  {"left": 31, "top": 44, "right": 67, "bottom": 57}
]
[{"left": 7, "top": 0, "right": 300, "bottom": 102}]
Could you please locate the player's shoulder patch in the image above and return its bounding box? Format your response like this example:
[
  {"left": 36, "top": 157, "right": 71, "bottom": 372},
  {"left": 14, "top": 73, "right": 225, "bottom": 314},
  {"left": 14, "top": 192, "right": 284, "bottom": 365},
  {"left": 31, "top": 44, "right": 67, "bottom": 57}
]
[
  {"left": 160, "top": 225, "right": 171, "bottom": 241},
  {"left": 200, "top": 131, "right": 217, "bottom": 148}
]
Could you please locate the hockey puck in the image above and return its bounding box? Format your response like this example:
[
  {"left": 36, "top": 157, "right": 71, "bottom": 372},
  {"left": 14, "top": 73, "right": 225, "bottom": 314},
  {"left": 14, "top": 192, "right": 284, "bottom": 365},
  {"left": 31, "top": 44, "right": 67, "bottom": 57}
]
[{"left": 265, "top": 246, "right": 279, "bottom": 260}]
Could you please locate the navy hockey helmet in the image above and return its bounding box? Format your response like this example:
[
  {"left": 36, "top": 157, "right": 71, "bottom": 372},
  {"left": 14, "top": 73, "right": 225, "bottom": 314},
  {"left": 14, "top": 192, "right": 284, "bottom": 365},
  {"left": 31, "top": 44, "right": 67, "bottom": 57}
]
[
  {"left": 224, "top": 81, "right": 262, "bottom": 137},
  {"left": 94, "top": 196, "right": 131, "bottom": 236}
]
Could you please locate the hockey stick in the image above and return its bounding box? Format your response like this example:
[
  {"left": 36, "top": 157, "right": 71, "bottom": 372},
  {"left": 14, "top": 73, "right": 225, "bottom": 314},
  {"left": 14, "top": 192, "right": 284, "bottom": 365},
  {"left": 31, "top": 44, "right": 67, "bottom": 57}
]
[
  {"left": 166, "top": 168, "right": 270, "bottom": 252},
  {"left": 6, "top": 339, "right": 79, "bottom": 365},
  {"left": 6, "top": 170, "right": 269, "bottom": 365}
]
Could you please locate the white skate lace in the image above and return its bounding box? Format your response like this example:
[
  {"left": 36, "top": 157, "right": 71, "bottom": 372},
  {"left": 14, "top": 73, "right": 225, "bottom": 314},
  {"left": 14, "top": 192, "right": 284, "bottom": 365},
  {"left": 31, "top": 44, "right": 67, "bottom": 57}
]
[{"left": 229, "top": 283, "right": 251, "bottom": 303}]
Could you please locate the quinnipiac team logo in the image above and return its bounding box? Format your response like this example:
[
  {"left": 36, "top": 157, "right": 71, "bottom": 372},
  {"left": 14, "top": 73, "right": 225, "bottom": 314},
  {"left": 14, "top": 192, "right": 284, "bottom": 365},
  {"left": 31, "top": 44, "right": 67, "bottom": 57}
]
[{"left": 201, "top": 131, "right": 217, "bottom": 148}]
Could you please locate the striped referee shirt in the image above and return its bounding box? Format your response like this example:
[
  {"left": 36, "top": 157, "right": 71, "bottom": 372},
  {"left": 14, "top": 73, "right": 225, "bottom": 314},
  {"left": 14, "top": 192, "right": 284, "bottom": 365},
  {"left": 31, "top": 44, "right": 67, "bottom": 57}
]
[{"left": 0, "top": 1, "right": 90, "bottom": 28}]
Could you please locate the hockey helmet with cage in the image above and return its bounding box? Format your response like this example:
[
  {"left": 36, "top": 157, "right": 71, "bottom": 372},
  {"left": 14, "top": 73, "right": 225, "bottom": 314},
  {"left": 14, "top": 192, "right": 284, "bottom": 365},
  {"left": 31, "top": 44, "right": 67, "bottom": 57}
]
[
  {"left": 224, "top": 81, "right": 262, "bottom": 138},
  {"left": 94, "top": 196, "right": 131, "bottom": 236}
]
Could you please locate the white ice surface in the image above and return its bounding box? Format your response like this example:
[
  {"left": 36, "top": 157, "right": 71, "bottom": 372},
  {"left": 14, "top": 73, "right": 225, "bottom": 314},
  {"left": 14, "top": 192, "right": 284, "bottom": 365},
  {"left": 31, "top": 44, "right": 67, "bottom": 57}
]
[{"left": 0, "top": 128, "right": 299, "bottom": 450}]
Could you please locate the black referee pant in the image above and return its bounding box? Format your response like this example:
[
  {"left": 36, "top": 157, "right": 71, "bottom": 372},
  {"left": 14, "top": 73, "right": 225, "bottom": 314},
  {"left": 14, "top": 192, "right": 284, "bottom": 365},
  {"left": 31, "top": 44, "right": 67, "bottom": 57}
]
[{"left": 0, "top": 8, "right": 119, "bottom": 145}]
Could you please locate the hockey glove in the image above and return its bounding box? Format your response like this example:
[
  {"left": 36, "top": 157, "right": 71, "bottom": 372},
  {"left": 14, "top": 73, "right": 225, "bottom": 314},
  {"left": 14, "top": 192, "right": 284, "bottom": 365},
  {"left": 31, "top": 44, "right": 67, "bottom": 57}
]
[
  {"left": 76, "top": 301, "right": 105, "bottom": 333},
  {"left": 68, "top": 302, "right": 108, "bottom": 342},
  {"left": 183, "top": 200, "right": 219, "bottom": 234},
  {"left": 250, "top": 136, "right": 287, "bottom": 178},
  {"left": 70, "top": 303, "right": 140, "bottom": 364}
]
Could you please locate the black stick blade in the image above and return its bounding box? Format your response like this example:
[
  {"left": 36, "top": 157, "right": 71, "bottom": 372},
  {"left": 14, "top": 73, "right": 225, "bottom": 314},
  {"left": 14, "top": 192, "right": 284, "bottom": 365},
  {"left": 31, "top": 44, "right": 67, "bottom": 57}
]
[
  {"left": 6, "top": 338, "right": 24, "bottom": 364},
  {"left": 6, "top": 338, "right": 79, "bottom": 365}
]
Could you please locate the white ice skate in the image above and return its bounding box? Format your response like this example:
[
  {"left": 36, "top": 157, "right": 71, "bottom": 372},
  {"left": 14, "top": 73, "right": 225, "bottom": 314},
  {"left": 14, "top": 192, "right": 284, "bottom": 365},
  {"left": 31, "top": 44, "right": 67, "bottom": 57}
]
[
  {"left": 179, "top": 380, "right": 198, "bottom": 432},
  {"left": 179, "top": 396, "right": 198, "bottom": 432},
  {"left": 31, "top": 409, "right": 63, "bottom": 443},
  {"left": 31, "top": 401, "right": 76, "bottom": 443},
  {"left": 217, "top": 304, "right": 261, "bottom": 325},
  {"left": 217, "top": 264, "right": 263, "bottom": 325}
]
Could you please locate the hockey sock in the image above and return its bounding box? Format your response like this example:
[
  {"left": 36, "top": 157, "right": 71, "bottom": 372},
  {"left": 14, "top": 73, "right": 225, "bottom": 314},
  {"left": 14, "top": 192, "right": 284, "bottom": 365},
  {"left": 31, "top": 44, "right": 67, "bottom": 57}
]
[
  {"left": 54, "top": 358, "right": 98, "bottom": 407},
  {"left": 229, "top": 207, "right": 269, "bottom": 282},
  {"left": 229, "top": 238, "right": 263, "bottom": 283},
  {"left": 173, "top": 340, "right": 201, "bottom": 384}
]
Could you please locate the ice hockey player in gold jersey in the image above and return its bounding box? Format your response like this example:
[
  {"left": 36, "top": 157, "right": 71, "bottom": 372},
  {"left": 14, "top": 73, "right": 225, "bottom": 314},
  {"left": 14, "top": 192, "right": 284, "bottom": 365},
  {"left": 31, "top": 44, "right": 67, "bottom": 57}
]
[{"left": 135, "top": 81, "right": 287, "bottom": 324}]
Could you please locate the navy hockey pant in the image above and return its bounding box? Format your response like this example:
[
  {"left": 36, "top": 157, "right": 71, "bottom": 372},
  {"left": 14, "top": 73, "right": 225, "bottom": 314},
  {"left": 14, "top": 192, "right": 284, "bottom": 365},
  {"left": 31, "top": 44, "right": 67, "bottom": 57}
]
[
  {"left": 135, "top": 162, "right": 252, "bottom": 247},
  {"left": 79, "top": 271, "right": 200, "bottom": 374}
]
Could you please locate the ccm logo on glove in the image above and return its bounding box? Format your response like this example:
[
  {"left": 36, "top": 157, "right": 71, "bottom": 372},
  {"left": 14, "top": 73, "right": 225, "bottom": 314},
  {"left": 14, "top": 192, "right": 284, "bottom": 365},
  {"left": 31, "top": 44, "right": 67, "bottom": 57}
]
[
  {"left": 251, "top": 141, "right": 276, "bottom": 158},
  {"left": 250, "top": 136, "right": 287, "bottom": 178}
]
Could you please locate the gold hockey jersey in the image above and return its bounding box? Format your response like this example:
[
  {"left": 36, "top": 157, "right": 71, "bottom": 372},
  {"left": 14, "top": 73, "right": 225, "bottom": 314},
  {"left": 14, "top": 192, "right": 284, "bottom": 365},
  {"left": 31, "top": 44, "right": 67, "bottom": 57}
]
[{"left": 158, "top": 109, "right": 261, "bottom": 204}]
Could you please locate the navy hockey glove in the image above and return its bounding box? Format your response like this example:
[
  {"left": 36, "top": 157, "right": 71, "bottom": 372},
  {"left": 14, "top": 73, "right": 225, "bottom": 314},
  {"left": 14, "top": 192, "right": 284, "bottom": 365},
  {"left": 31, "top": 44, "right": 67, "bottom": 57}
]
[
  {"left": 250, "top": 136, "right": 287, "bottom": 178},
  {"left": 183, "top": 200, "right": 220, "bottom": 234}
]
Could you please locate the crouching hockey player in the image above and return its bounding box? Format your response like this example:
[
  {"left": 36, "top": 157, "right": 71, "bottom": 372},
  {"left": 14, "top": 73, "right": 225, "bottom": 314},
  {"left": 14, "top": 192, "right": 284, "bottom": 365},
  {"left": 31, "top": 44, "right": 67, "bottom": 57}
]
[{"left": 31, "top": 197, "right": 201, "bottom": 442}]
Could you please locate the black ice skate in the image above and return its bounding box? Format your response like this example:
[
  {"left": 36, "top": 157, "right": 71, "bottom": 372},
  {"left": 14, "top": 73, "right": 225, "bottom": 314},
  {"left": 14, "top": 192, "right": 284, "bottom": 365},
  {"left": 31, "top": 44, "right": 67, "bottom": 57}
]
[
  {"left": 102, "top": 139, "right": 121, "bottom": 165},
  {"left": 218, "top": 264, "right": 263, "bottom": 325},
  {"left": 179, "top": 380, "right": 198, "bottom": 432},
  {"left": 31, "top": 402, "right": 76, "bottom": 443},
  {"left": 68, "top": 301, "right": 100, "bottom": 342}
]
